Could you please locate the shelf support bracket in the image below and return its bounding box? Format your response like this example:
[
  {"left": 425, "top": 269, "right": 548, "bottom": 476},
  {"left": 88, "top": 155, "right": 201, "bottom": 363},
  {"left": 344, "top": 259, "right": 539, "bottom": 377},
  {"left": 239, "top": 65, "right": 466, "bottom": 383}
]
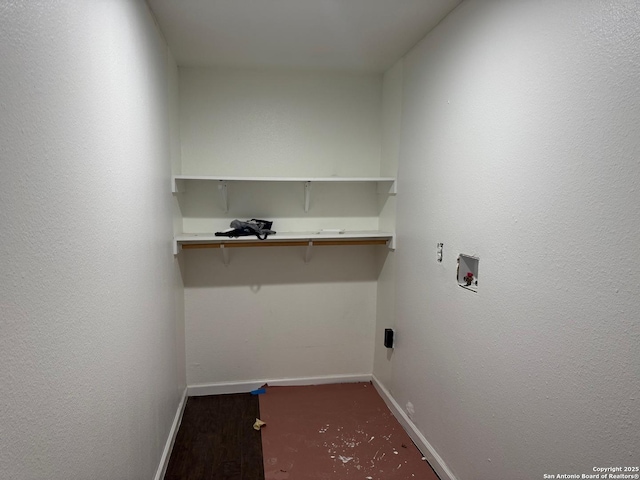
[
  {"left": 305, "top": 240, "right": 313, "bottom": 263},
  {"left": 219, "top": 181, "right": 228, "bottom": 212},
  {"left": 171, "top": 177, "right": 186, "bottom": 194},
  {"left": 221, "top": 244, "right": 230, "bottom": 266},
  {"left": 389, "top": 179, "right": 397, "bottom": 195},
  {"left": 173, "top": 239, "right": 181, "bottom": 256},
  {"left": 387, "top": 234, "right": 396, "bottom": 251},
  {"left": 304, "top": 181, "right": 311, "bottom": 212}
]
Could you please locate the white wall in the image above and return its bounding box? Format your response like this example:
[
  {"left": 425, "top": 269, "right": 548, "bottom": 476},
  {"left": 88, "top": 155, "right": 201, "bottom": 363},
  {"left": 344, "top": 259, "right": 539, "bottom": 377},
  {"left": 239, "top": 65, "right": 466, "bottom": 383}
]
[
  {"left": 185, "top": 247, "right": 378, "bottom": 385},
  {"left": 179, "top": 68, "right": 382, "bottom": 177},
  {"left": 169, "top": 51, "right": 187, "bottom": 396},
  {"left": 390, "top": 1, "right": 640, "bottom": 479},
  {"left": 0, "top": 2, "right": 182, "bottom": 479},
  {"left": 179, "top": 68, "right": 383, "bottom": 386},
  {"left": 374, "top": 59, "right": 403, "bottom": 385}
]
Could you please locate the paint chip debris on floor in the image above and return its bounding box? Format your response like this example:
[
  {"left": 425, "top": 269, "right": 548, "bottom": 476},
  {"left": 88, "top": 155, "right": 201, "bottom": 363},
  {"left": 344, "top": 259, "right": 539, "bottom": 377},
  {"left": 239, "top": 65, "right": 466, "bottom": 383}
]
[{"left": 258, "top": 382, "right": 440, "bottom": 480}]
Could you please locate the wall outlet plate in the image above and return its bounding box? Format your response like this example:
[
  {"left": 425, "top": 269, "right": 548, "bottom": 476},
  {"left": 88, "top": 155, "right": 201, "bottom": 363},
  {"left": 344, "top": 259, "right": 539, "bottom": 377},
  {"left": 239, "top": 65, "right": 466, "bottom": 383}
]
[{"left": 384, "top": 328, "right": 394, "bottom": 348}]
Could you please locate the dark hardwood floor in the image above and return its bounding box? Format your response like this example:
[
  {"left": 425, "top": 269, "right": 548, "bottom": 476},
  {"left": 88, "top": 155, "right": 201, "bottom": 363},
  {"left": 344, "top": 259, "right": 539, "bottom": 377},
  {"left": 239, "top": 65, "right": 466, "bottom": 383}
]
[{"left": 164, "top": 394, "right": 265, "bottom": 480}]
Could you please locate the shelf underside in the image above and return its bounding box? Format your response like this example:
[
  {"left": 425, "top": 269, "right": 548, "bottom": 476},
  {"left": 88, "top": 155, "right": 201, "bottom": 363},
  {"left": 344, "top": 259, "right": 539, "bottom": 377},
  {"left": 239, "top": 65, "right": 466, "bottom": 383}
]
[{"left": 171, "top": 175, "right": 397, "bottom": 197}]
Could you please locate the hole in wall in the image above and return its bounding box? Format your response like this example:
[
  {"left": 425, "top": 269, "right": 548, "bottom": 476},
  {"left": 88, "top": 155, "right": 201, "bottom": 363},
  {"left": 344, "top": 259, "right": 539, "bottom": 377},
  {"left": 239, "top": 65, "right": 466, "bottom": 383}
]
[{"left": 457, "top": 254, "right": 478, "bottom": 293}]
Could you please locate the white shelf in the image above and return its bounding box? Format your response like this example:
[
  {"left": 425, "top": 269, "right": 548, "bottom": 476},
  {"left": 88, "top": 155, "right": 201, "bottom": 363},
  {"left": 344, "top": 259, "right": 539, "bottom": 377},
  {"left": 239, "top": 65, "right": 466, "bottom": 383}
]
[
  {"left": 172, "top": 174, "right": 396, "bottom": 187},
  {"left": 176, "top": 230, "right": 394, "bottom": 243},
  {"left": 173, "top": 230, "right": 396, "bottom": 261},
  {"left": 171, "top": 175, "right": 397, "bottom": 212},
  {"left": 172, "top": 174, "right": 397, "bottom": 261}
]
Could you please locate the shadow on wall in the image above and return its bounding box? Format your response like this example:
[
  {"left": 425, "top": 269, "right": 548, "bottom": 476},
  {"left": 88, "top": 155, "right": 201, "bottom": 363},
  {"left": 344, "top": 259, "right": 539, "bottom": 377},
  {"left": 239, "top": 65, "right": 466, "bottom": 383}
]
[
  {"left": 178, "top": 181, "right": 385, "bottom": 225},
  {"left": 183, "top": 245, "right": 390, "bottom": 287}
]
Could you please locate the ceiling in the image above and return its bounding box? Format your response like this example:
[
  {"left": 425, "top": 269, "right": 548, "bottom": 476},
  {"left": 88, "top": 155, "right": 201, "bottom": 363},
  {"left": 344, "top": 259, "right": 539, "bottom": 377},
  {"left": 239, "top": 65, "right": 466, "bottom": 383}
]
[{"left": 147, "top": 0, "right": 461, "bottom": 72}]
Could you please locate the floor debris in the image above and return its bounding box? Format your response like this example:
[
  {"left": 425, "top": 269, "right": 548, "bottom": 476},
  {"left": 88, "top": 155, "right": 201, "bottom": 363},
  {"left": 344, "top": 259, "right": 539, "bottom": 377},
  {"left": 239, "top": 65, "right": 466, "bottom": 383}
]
[{"left": 258, "top": 383, "right": 440, "bottom": 479}]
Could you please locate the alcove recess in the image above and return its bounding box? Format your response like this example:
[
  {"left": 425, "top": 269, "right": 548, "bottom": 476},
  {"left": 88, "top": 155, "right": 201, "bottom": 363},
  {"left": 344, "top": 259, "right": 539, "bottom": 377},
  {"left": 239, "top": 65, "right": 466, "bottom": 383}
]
[
  {"left": 171, "top": 175, "right": 397, "bottom": 260},
  {"left": 457, "top": 254, "right": 479, "bottom": 293}
]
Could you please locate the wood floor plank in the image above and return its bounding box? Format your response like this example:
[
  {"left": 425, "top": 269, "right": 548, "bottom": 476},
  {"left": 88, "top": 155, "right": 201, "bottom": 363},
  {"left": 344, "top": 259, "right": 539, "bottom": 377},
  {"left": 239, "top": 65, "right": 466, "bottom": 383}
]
[{"left": 164, "top": 393, "right": 265, "bottom": 480}]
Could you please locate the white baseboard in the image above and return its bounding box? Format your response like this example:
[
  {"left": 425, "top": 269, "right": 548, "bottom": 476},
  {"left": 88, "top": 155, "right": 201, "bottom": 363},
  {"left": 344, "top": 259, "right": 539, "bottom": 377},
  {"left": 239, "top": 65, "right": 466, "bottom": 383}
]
[
  {"left": 188, "top": 380, "right": 265, "bottom": 396},
  {"left": 187, "top": 373, "right": 373, "bottom": 397},
  {"left": 268, "top": 373, "right": 372, "bottom": 387},
  {"left": 153, "top": 387, "right": 188, "bottom": 480},
  {"left": 371, "top": 375, "right": 458, "bottom": 480}
]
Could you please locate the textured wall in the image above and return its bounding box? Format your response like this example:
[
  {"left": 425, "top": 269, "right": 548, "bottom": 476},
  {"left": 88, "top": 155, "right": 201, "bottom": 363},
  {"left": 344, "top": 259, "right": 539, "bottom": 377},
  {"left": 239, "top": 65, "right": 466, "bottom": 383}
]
[
  {"left": 184, "top": 247, "right": 378, "bottom": 385},
  {"left": 179, "top": 68, "right": 382, "bottom": 177},
  {"left": 392, "top": 1, "right": 640, "bottom": 479},
  {"left": 169, "top": 50, "right": 187, "bottom": 395},
  {"left": 374, "top": 59, "right": 403, "bottom": 386},
  {"left": 0, "top": 1, "right": 182, "bottom": 479},
  {"left": 178, "top": 68, "right": 383, "bottom": 386}
]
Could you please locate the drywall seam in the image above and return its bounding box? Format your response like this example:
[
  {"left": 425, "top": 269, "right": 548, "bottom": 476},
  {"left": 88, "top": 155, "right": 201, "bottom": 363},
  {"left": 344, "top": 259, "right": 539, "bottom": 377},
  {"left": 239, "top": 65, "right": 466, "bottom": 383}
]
[
  {"left": 188, "top": 374, "right": 373, "bottom": 396},
  {"left": 372, "top": 375, "right": 458, "bottom": 480},
  {"left": 153, "top": 387, "right": 188, "bottom": 480}
]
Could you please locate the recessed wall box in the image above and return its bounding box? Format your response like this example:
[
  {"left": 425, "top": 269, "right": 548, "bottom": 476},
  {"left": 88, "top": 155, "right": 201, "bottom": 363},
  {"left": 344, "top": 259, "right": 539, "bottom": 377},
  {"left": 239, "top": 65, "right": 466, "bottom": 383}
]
[{"left": 457, "top": 254, "right": 479, "bottom": 292}]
